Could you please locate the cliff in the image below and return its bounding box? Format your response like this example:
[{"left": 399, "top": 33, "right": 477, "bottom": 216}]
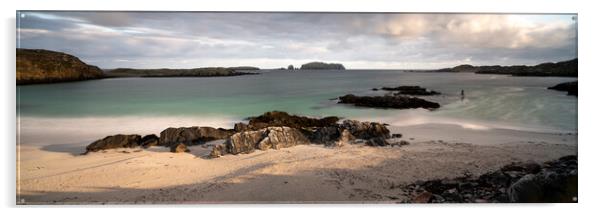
[
  {"left": 17, "top": 49, "right": 104, "bottom": 85},
  {"left": 300, "top": 62, "right": 346, "bottom": 70}
]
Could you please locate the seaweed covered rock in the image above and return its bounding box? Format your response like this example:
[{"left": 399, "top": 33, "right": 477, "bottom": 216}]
[
  {"left": 381, "top": 86, "right": 441, "bottom": 96},
  {"left": 245, "top": 111, "right": 339, "bottom": 130},
  {"left": 340, "top": 120, "right": 391, "bottom": 140},
  {"left": 338, "top": 94, "right": 440, "bottom": 109}
]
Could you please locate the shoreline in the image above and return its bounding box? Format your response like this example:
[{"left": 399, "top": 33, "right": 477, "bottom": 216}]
[{"left": 17, "top": 122, "right": 577, "bottom": 204}]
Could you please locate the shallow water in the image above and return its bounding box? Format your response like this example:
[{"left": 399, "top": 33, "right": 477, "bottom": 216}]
[{"left": 17, "top": 70, "right": 577, "bottom": 145}]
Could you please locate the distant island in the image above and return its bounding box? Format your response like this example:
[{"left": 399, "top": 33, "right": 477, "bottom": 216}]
[
  {"left": 16, "top": 49, "right": 259, "bottom": 85},
  {"left": 299, "top": 62, "right": 346, "bottom": 70},
  {"left": 437, "top": 59, "right": 577, "bottom": 77},
  {"left": 17, "top": 49, "right": 104, "bottom": 85}
]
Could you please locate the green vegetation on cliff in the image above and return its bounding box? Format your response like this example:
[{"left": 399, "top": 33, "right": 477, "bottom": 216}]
[{"left": 300, "top": 62, "right": 346, "bottom": 70}]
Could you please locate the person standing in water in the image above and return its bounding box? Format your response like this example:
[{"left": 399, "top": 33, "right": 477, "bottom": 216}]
[{"left": 461, "top": 89, "right": 465, "bottom": 101}]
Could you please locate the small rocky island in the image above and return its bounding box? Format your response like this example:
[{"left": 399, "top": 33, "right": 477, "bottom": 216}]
[
  {"left": 300, "top": 62, "right": 346, "bottom": 70},
  {"left": 548, "top": 81, "right": 577, "bottom": 96},
  {"left": 17, "top": 49, "right": 104, "bottom": 85},
  {"left": 437, "top": 59, "right": 577, "bottom": 77},
  {"left": 84, "top": 111, "right": 405, "bottom": 157}
]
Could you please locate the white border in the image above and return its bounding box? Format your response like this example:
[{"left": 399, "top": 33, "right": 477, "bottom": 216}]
[{"left": 3, "top": 0, "right": 601, "bottom": 215}]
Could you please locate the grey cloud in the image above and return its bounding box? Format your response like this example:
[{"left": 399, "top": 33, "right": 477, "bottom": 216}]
[{"left": 17, "top": 12, "right": 577, "bottom": 69}]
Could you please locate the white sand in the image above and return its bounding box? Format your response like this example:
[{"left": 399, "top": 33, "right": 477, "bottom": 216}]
[{"left": 16, "top": 124, "right": 577, "bottom": 204}]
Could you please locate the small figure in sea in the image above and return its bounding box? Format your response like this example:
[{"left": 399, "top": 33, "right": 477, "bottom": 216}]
[{"left": 461, "top": 89, "right": 465, "bottom": 101}]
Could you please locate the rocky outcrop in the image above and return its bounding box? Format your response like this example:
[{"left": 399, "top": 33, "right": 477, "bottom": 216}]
[
  {"left": 159, "top": 126, "right": 234, "bottom": 147},
  {"left": 403, "top": 155, "right": 577, "bottom": 203},
  {"left": 548, "top": 81, "right": 577, "bottom": 96},
  {"left": 299, "top": 62, "right": 346, "bottom": 70},
  {"left": 17, "top": 49, "right": 104, "bottom": 85},
  {"left": 338, "top": 94, "right": 440, "bottom": 110},
  {"left": 239, "top": 111, "right": 339, "bottom": 131},
  {"left": 211, "top": 126, "right": 310, "bottom": 157},
  {"left": 381, "top": 86, "right": 441, "bottom": 96},
  {"left": 85, "top": 134, "right": 142, "bottom": 153}
]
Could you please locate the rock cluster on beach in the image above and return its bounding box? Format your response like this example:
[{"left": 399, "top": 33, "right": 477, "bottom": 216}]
[
  {"left": 338, "top": 94, "right": 440, "bottom": 109},
  {"left": 548, "top": 81, "right": 577, "bottom": 96},
  {"left": 84, "top": 111, "right": 408, "bottom": 156},
  {"left": 402, "top": 155, "right": 577, "bottom": 203},
  {"left": 380, "top": 86, "right": 441, "bottom": 96}
]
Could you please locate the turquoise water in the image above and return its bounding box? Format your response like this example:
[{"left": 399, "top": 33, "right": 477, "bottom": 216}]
[{"left": 17, "top": 70, "right": 578, "bottom": 137}]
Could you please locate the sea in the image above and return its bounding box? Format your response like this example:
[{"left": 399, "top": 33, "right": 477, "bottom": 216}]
[{"left": 17, "top": 70, "right": 577, "bottom": 146}]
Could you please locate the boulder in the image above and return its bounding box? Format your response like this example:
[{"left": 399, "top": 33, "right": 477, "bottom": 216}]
[
  {"left": 85, "top": 134, "right": 141, "bottom": 153},
  {"left": 392, "top": 133, "right": 403, "bottom": 138},
  {"left": 257, "top": 127, "right": 310, "bottom": 150},
  {"left": 225, "top": 126, "right": 309, "bottom": 155},
  {"left": 310, "top": 126, "right": 342, "bottom": 144},
  {"left": 340, "top": 120, "right": 391, "bottom": 140},
  {"left": 170, "top": 143, "right": 190, "bottom": 153},
  {"left": 140, "top": 134, "right": 159, "bottom": 148},
  {"left": 159, "top": 126, "right": 234, "bottom": 147},
  {"left": 338, "top": 94, "right": 440, "bottom": 109},
  {"left": 209, "top": 144, "right": 227, "bottom": 158}
]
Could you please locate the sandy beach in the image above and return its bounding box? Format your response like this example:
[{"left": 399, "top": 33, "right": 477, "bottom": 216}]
[{"left": 16, "top": 124, "right": 577, "bottom": 204}]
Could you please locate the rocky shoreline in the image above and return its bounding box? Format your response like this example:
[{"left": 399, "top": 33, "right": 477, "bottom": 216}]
[{"left": 402, "top": 155, "right": 577, "bottom": 203}]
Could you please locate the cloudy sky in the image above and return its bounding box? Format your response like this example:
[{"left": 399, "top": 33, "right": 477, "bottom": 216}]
[{"left": 17, "top": 12, "right": 577, "bottom": 69}]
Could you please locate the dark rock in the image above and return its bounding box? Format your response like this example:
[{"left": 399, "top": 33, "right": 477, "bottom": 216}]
[
  {"left": 159, "top": 126, "right": 234, "bottom": 147},
  {"left": 365, "top": 137, "right": 389, "bottom": 146},
  {"left": 548, "top": 81, "right": 577, "bottom": 96},
  {"left": 413, "top": 191, "right": 433, "bottom": 203},
  {"left": 17, "top": 49, "right": 104, "bottom": 85},
  {"left": 140, "top": 134, "right": 159, "bottom": 148},
  {"left": 310, "top": 126, "right": 341, "bottom": 145},
  {"left": 85, "top": 134, "right": 141, "bottom": 153},
  {"left": 246, "top": 111, "right": 339, "bottom": 130},
  {"left": 392, "top": 133, "right": 402, "bottom": 138},
  {"left": 381, "top": 86, "right": 441, "bottom": 96},
  {"left": 338, "top": 94, "right": 440, "bottom": 109},
  {"left": 371, "top": 88, "right": 379, "bottom": 91},
  {"left": 170, "top": 143, "right": 190, "bottom": 153},
  {"left": 340, "top": 120, "right": 391, "bottom": 140}
]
